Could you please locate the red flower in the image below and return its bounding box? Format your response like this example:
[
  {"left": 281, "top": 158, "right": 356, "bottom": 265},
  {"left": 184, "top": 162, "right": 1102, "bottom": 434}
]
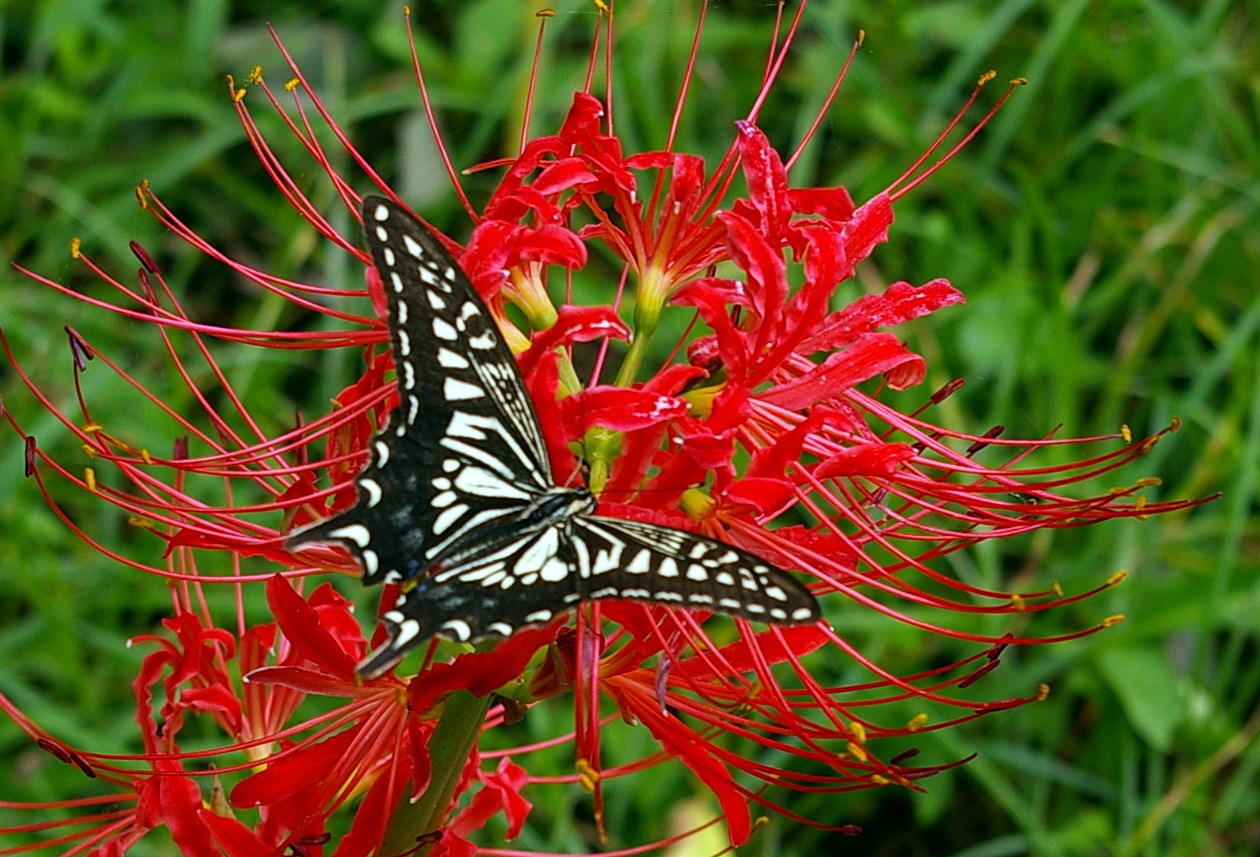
[{"left": 1, "top": 5, "right": 1206, "bottom": 855}]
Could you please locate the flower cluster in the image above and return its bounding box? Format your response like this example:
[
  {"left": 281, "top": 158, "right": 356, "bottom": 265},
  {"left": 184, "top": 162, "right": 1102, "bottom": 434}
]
[{"left": 1, "top": 4, "right": 1199, "bottom": 856}]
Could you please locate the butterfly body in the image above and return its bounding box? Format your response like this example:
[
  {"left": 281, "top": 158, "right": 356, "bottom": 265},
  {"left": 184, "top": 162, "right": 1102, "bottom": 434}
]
[{"left": 288, "top": 196, "right": 819, "bottom": 678}]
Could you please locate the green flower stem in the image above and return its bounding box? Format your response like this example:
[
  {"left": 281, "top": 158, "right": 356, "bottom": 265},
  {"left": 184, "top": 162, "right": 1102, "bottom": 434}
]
[
  {"left": 584, "top": 283, "right": 665, "bottom": 493},
  {"left": 380, "top": 689, "right": 493, "bottom": 856}
]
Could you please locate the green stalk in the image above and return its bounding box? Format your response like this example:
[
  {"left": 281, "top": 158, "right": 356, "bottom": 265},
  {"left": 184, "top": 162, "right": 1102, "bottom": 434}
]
[{"left": 380, "top": 690, "right": 493, "bottom": 856}]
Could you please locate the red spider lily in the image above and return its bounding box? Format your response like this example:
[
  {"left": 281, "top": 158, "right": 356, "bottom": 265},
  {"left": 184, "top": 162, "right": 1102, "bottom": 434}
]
[{"left": 0, "top": 3, "right": 1207, "bottom": 855}]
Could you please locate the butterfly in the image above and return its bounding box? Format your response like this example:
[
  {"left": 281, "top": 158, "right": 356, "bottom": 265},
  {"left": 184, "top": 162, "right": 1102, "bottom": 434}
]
[{"left": 287, "top": 196, "right": 820, "bottom": 679}]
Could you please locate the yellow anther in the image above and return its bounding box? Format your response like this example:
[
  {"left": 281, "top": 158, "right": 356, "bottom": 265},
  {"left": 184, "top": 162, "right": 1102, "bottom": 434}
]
[
  {"left": 576, "top": 759, "right": 600, "bottom": 791},
  {"left": 978, "top": 69, "right": 997, "bottom": 86},
  {"left": 1035, "top": 683, "right": 1051, "bottom": 701},
  {"left": 846, "top": 741, "right": 868, "bottom": 763},
  {"left": 248, "top": 66, "right": 263, "bottom": 85},
  {"left": 1010, "top": 593, "right": 1026, "bottom": 611},
  {"left": 403, "top": 5, "right": 411, "bottom": 15},
  {"left": 856, "top": 29, "right": 866, "bottom": 47},
  {"left": 285, "top": 78, "right": 300, "bottom": 92},
  {"left": 537, "top": 8, "right": 555, "bottom": 16},
  {"left": 80, "top": 444, "right": 97, "bottom": 459},
  {"left": 1107, "top": 569, "right": 1129, "bottom": 586},
  {"left": 232, "top": 85, "right": 247, "bottom": 103},
  {"left": 1120, "top": 424, "right": 1132, "bottom": 442},
  {"left": 1102, "top": 614, "right": 1126, "bottom": 628},
  {"left": 594, "top": 0, "right": 608, "bottom": 11},
  {"left": 1136, "top": 477, "right": 1162, "bottom": 488},
  {"left": 1051, "top": 581, "right": 1064, "bottom": 597},
  {"left": 1134, "top": 496, "right": 1147, "bottom": 512},
  {"left": 83, "top": 423, "right": 103, "bottom": 433},
  {"left": 850, "top": 721, "right": 866, "bottom": 743},
  {"left": 870, "top": 774, "right": 890, "bottom": 785},
  {"left": 906, "top": 713, "right": 929, "bottom": 731},
  {"left": 1011, "top": 77, "right": 1028, "bottom": 86},
  {"left": 140, "top": 448, "right": 153, "bottom": 465},
  {"left": 85, "top": 468, "right": 97, "bottom": 492},
  {"left": 128, "top": 516, "right": 160, "bottom": 533},
  {"left": 70, "top": 238, "right": 81, "bottom": 259}
]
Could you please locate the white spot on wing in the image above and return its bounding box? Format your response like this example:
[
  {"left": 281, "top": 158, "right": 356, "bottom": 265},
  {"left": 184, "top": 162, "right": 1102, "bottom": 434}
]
[
  {"left": 443, "top": 377, "right": 484, "bottom": 401},
  {"left": 328, "top": 524, "right": 371, "bottom": 547},
  {"left": 432, "top": 317, "right": 458, "bottom": 341}
]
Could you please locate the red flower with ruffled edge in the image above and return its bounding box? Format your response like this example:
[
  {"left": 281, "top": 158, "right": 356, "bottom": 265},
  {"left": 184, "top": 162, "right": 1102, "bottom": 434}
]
[{"left": 1, "top": 4, "right": 1208, "bottom": 856}]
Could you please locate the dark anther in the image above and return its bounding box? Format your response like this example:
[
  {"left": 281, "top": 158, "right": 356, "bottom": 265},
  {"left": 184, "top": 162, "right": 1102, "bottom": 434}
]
[
  {"left": 24, "top": 436, "right": 37, "bottom": 477},
  {"left": 958, "top": 659, "right": 1000, "bottom": 688},
  {"left": 889, "top": 747, "right": 921, "bottom": 765},
  {"left": 966, "top": 424, "right": 1005, "bottom": 455},
  {"left": 929, "top": 377, "right": 965, "bottom": 404},
  {"left": 130, "top": 240, "right": 160, "bottom": 274},
  {"left": 64, "top": 326, "right": 93, "bottom": 371},
  {"left": 173, "top": 436, "right": 189, "bottom": 461}
]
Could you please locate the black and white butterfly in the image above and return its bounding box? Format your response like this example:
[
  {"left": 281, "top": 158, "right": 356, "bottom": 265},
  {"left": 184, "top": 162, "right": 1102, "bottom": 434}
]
[{"left": 287, "top": 196, "right": 819, "bottom": 679}]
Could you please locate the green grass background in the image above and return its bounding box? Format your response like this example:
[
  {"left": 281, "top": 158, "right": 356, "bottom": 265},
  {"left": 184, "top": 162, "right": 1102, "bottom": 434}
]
[{"left": 1, "top": 1, "right": 1256, "bottom": 855}]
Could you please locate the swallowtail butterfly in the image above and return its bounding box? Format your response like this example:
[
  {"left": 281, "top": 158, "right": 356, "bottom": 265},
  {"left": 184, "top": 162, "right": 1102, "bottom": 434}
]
[{"left": 287, "top": 196, "right": 820, "bottom": 679}]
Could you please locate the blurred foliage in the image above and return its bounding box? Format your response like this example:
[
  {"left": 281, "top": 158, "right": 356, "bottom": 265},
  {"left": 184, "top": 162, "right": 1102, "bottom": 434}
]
[{"left": 1, "top": 1, "right": 1257, "bottom": 856}]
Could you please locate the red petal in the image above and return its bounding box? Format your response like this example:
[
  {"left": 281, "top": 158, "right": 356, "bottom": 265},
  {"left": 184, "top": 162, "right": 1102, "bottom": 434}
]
[
  {"left": 787, "top": 185, "right": 856, "bottom": 220},
  {"left": 200, "top": 810, "right": 271, "bottom": 857},
  {"left": 623, "top": 692, "right": 751, "bottom": 844},
  {"left": 721, "top": 476, "right": 795, "bottom": 517},
  {"left": 717, "top": 210, "right": 787, "bottom": 356},
  {"left": 406, "top": 626, "right": 559, "bottom": 714},
  {"left": 532, "top": 157, "right": 598, "bottom": 195},
  {"left": 265, "top": 574, "right": 358, "bottom": 677},
  {"left": 177, "top": 685, "right": 243, "bottom": 734},
  {"left": 449, "top": 757, "right": 532, "bottom": 840},
  {"left": 735, "top": 121, "right": 789, "bottom": 241},
  {"left": 800, "top": 278, "right": 964, "bottom": 353},
  {"left": 160, "top": 776, "right": 216, "bottom": 857},
  {"left": 814, "top": 442, "right": 917, "bottom": 478},
  {"left": 759, "top": 332, "right": 926, "bottom": 409},
  {"left": 562, "top": 386, "right": 687, "bottom": 432},
  {"left": 515, "top": 223, "right": 587, "bottom": 269},
  {"left": 242, "top": 665, "right": 361, "bottom": 697},
  {"left": 664, "top": 153, "right": 707, "bottom": 216},
  {"left": 231, "top": 728, "right": 357, "bottom": 809}
]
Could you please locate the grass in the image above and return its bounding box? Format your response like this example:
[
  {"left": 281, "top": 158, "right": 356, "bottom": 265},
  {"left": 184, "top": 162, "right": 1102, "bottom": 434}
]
[{"left": 1, "top": 1, "right": 1256, "bottom": 855}]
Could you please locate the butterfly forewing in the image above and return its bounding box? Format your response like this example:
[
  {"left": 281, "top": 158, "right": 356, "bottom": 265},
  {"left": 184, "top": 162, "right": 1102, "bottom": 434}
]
[
  {"left": 287, "top": 197, "right": 553, "bottom": 582},
  {"left": 288, "top": 195, "right": 820, "bottom": 679}
]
